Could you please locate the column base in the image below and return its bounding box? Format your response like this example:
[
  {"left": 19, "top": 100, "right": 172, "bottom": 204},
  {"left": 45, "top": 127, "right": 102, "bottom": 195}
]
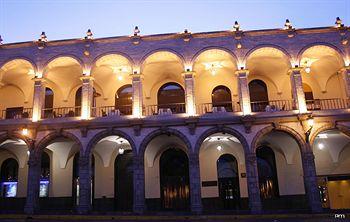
[
  {"left": 133, "top": 204, "right": 145, "bottom": 214},
  {"left": 77, "top": 205, "right": 91, "bottom": 214},
  {"left": 24, "top": 205, "right": 36, "bottom": 215}
]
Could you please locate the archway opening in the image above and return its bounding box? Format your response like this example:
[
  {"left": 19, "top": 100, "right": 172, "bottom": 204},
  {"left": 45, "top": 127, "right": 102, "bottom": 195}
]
[
  {"left": 160, "top": 148, "right": 189, "bottom": 210},
  {"left": 255, "top": 130, "right": 307, "bottom": 210},
  {"left": 92, "top": 135, "right": 133, "bottom": 211},
  {"left": 199, "top": 132, "right": 247, "bottom": 211},
  {"left": 217, "top": 154, "right": 240, "bottom": 210},
  {"left": 212, "top": 85, "right": 233, "bottom": 112},
  {"left": 249, "top": 80, "right": 269, "bottom": 112},
  {"left": 300, "top": 45, "right": 346, "bottom": 110},
  {"left": 0, "top": 59, "right": 35, "bottom": 119},
  {"left": 115, "top": 84, "right": 132, "bottom": 115},
  {"left": 0, "top": 138, "right": 28, "bottom": 211},
  {"left": 157, "top": 82, "right": 185, "bottom": 114},
  {"left": 40, "top": 152, "right": 50, "bottom": 198},
  {"left": 313, "top": 129, "right": 350, "bottom": 210},
  {"left": 192, "top": 49, "right": 238, "bottom": 114},
  {"left": 43, "top": 88, "right": 54, "bottom": 118},
  {"left": 144, "top": 133, "right": 190, "bottom": 211}
]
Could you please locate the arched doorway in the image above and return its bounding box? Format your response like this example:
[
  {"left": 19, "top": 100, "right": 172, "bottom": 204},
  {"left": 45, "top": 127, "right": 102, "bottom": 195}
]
[
  {"left": 212, "top": 86, "right": 233, "bottom": 112},
  {"left": 217, "top": 154, "right": 240, "bottom": 209},
  {"left": 44, "top": 88, "right": 54, "bottom": 118},
  {"left": 40, "top": 152, "right": 50, "bottom": 198},
  {"left": 303, "top": 83, "right": 317, "bottom": 110},
  {"left": 256, "top": 146, "right": 279, "bottom": 200},
  {"left": 249, "top": 80, "right": 269, "bottom": 112},
  {"left": 157, "top": 83, "right": 185, "bottom": 114},
  {"left": 0, "top": 158, "right": 18, "bottom": 198},
  {"left": 160, "top": 148, "right": 190, "bottom": 210},
  {"left": 115, "top": 85, "right": 132, "bottom": 115},
  {"left": 114, "top": 150, "right": 133, "bottom": 210}
]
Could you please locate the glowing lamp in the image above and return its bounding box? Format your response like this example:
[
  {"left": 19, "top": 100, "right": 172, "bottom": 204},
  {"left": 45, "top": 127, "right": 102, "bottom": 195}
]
[
  {"left": 118, "top": 148, "right": 125, "bottom": 155},
  {"left": 216, "top": 145, "right": 222, "bottom": 151},
  {"left": 22, "top": 128, "right": 28, "bottom": 136},
  {"left": 305, "top": 67, "right": 311, "bottom": 74},
  {"left": 318, "top": 143, "right": 324, "bottom": 150}
]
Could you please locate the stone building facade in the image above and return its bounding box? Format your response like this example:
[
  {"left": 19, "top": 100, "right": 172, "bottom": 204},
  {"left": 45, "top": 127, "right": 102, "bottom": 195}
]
[{"left": 0, "top": 23, "right": 349, "bottom": 214}]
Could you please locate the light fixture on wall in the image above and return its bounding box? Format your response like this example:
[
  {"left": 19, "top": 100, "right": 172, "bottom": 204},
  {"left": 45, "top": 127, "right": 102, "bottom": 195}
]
[
  {"left": 216, "top": 145, "right": 222, "bottom": 151},
  {"left": 204, "top": 62, "right": 223, "bottom": 76},
  {"left": 118, "top": 148, "right": 125, "bottom": 155},
  {"left": 112, "top": 66, "right": 129, "bottom": 81},
  {"left": 22, "top": 128, "right": 28, "bottom": 136},
  {"left": 301, "top": 58, "right": 318, "bottom": 74}
]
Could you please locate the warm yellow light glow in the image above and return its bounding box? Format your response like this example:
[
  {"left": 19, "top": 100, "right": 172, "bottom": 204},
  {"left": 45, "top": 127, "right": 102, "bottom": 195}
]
[
  {"left": 35, "top": 72, "right": 43, "bottom": 78},
  {"left": 28, "top": 69, "right": 35, "bottom": 76},
  {"left": 80, "top": 108, "right": 89, "bottom": 120},
  {"left": 204, "top": 61, "right": 223, "bottom": 75},
  {"left": 307, "top": 118, "right": 314, "bottom": 128},
  {"left": 83, "top": 68, "right": 91, "bottom": 76},
  {"left": 305, "top": 67, "right": 311, "bottom": 74},
  {"left": 184, "top": 64, "right": 192, "bottom": 72},
  {"left": 301, "top": 58, "right": 318, "bottom": 73},
  {"left": 22, "top": 128, "right": 28, "bottom": 136},
  {"left": 117, "top": 75, "right": 123, "bottom": 81}
]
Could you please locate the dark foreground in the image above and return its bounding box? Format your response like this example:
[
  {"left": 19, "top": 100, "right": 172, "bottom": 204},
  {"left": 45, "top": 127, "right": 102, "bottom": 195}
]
[{"left": 0, "top": 214, "right": 349, "bottom": 222}]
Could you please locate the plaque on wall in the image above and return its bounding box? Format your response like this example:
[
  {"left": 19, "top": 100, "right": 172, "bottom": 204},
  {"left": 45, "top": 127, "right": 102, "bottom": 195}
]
[{"left": 202, "top": 181, "right": 218, "bottom": 187}]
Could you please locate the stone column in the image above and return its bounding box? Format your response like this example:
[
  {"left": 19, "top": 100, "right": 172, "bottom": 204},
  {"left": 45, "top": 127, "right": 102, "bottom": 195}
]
[
  {"left": 245, "top": 152, "right": 262, "bottom": 214},
  {"left": 32, "top": 78, "right": 46, "bottom": 122},
  {"left": 189, "top": 153, "right": 202, "bottom": 214},
  {"left": 236, "top": 69, "right": 251, "bottom": 115},
  {"left": 77, "top": 154, "right": 91, "bottom": 214},
  {"left": 301, "top": 150, "right": 322, "bottom": 213},
  {"left": 289, "top": 67, "right": 307, "bottom": 113},
  {"left": 182, "top": 71, "right": 196, "bottom": 115},
  {"left": 341, "top": 66, "right": 350, "bottom": 100},
  {"left": 24, "top": 145, "right": 42, "bottom": 214},
  {"left": 133, "top": 154, "right": 145, "bottom": 214},
  {"left": 131, "top": 73, "right": 143, "bottom": 117},
  {"left": 80, "top": 76, "right": 94, "bottom": 119}
]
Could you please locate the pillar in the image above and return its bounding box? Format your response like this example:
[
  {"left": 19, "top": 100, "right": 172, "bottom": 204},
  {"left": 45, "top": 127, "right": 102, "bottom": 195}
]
[
  {"left": 236, "top": 69, "right": 251, "bottom": 115},
  {"left": 32, "top": 78, "right": 46, "bottom": 122},
  {"left": 77, "top": 154, "right": 91, "bottom": 214},
  {"left": 182, "top": 71, "right": 196, "bottom": 115},
  {"left": 245, "top": 152, "right": 262, "bottom": 214},
  {"left": 341, "top": 66, "right": 350, "bottom": 100},
  {"left": 133, "top": 154, "right": 145, "bottom": 214},
  {"left": 131, "top": 73, "right": 143, "bottom": 117},
  {"left": 189, "top": 153, "right": 202, "bottom": 214},
  {"left": 24, "top": 145, "right": 41, "bottom": 214},
  {"left": 290, "top": 67, "right": 307, "bottom": 113},
  {"left": 301, "top": 150, "right": 322, "bottom": 213},
  {"left": 80, "top": 76, "right": 94, "bottom": 120}
]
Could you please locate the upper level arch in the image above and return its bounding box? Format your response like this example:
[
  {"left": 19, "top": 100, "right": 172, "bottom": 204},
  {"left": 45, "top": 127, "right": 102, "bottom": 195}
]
[{"left": 139, "top": 49, "right": 185, "bottom": 72}]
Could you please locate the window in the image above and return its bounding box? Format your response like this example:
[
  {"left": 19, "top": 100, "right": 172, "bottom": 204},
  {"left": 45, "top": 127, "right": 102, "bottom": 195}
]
[
  {"left": 157, "top": 83, "right": 185, "bottom": 113},
  {"left": 115, "top": 85, "right": 132, "bottom": 115},
  {"left": 249, "top": 80, "right": 269, "bottom": 112},
  {"left": 212, "top": 85, "right": 233, "bottom": 112}
]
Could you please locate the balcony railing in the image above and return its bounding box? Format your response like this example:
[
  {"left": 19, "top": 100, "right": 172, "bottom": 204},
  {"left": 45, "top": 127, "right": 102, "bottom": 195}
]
[
  {"left": 0, "top": 108, "right": 33, "bottom": 119},
  {"left": 143, "top": 103, "right": 186, "bottom": 116},
  {"left": 42, "top": 107, "right": 81, "bottom": 119},
  {"left": 196, "top": 102, "right": 241, "bottom": 115},
  {"left": 92, "top": 105, "right": 132, "bottom": 117},
  {"left": 251, "top": 100, "right": 295, "bottom": 112},
  {"left": 306, "top": 98, "right": 349, "bottom": 110}
]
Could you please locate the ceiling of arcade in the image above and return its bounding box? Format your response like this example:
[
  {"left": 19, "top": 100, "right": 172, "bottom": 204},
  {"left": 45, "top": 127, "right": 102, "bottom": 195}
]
[
  {"left": 246, "top": 47, "right": 291, "bottom": 97},
  {"left": 91, "top": 54, "right": 133, "bottom": 100},
  {"left": 193, "top": 49, "right": 239, "bottom": 102},
  {"left": 0, "top": 139, "right": 28, "bottom": 168},
  {"left": 0, "top": 59, "right": 35, "bottom": 104},
  {"left": 300, "top": 45, "right": 345, "bottom": 95}
]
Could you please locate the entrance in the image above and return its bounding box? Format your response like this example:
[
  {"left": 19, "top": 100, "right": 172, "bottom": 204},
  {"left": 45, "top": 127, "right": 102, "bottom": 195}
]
[
  {"left": 114, "top": 150, "right": 133, "bottom": 210},
  {"left": 160, "top": 148, "right": 190, "bottom": 210},
  {"left": 217, "top": 154, "right": 240, "bottom": 209}
]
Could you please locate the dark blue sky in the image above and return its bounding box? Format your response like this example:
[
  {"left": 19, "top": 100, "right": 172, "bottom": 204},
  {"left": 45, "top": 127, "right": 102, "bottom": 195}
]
[{"left": 0, "top": 0, "right": 349, "bottom": 43}]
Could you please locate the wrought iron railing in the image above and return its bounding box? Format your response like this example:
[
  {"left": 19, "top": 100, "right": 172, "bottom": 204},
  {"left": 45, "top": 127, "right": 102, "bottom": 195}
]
[
  {"left": 143, "top": 103, "right": 186, "bottom": 116},
  {"left": 196, "top": 102, "right": 241, "bottom": 115},
  {"left": 0, "top": 108, "right": 33, "bottom": 119},
  {"left": 251, "top": 100, "right": 295, "bottom": 112},
  {"left": 306, "top": 98, "right": 349, "bottom": 110},
  {"left": 92, "top": 105, "right": 132, "bottom": 117},
  {"left": 42, "top": 107, "right": 81, "bottom": 118}
]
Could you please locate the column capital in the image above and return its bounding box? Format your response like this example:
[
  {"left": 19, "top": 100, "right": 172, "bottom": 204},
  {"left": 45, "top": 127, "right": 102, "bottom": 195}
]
[
  {"left": 130, "top": 73, "right": 144, "bottom": 80},
  {"left": 235, "top": 69, "right": 249, "bottom": 77},
  {"left": 288, "top": 67, "right": 302, "bottom": 75},
  {"left": 80, "top": 75, "right": 94, "bottom": 82},
  {"left": 31, "top": 77, "right": 46, "bottom": 83},
  {"left": 181, "top": 71, "right": 196, "bottom": 78}
]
